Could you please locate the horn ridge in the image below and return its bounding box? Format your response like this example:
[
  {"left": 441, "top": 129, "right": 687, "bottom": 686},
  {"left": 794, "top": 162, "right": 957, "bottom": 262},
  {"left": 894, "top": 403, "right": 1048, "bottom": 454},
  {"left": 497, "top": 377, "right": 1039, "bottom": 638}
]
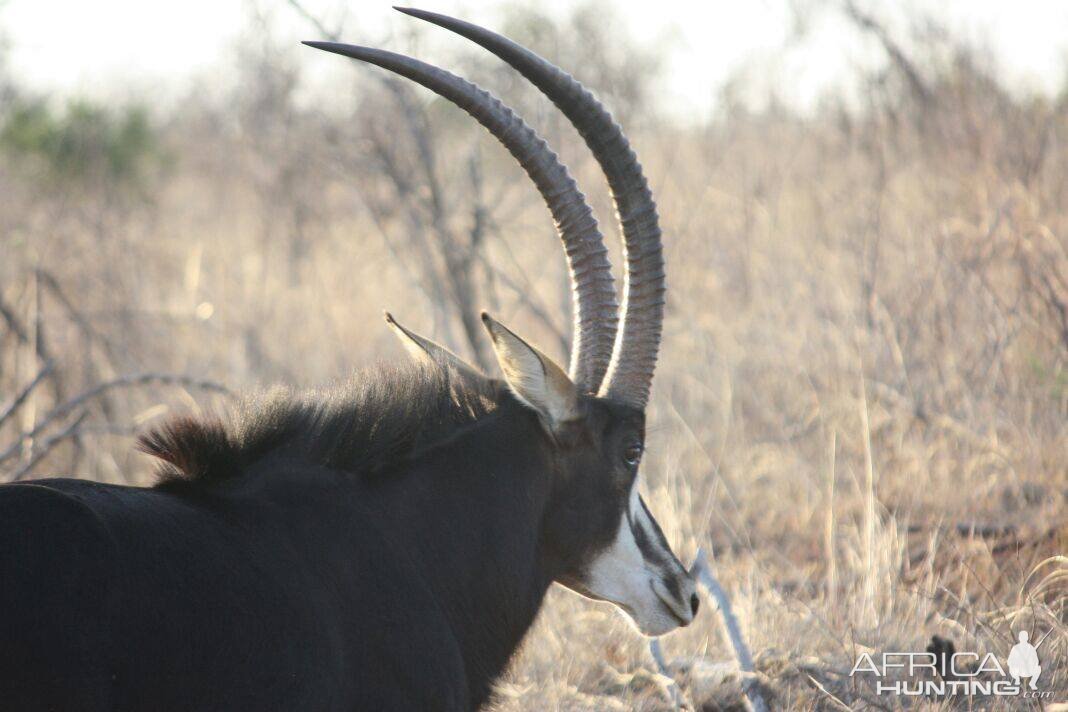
[
  {"left": 392, "top": 8, "right": 666, "bottom": 409},
  {"left": 303, "top": 41, "right": 618, "bottom": 390}
]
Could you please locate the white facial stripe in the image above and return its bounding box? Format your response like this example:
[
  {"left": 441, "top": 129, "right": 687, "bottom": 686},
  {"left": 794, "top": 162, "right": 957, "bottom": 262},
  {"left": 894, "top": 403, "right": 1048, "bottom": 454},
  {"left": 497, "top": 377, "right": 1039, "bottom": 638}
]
[
  {"left": 626, "top": 482, "right": 678, "bottom": 574},
  {"left": 583, "top": 479, "right": 648, "bottom": 602},
  {"left": 629, "top": 486, "right": 657, "bottom": 553},
  {"left": 580, "top": 478, "right": 695, "bottom": 636},
  {"left": 627, "top": 478, "right": 642, "bottom": 527}
]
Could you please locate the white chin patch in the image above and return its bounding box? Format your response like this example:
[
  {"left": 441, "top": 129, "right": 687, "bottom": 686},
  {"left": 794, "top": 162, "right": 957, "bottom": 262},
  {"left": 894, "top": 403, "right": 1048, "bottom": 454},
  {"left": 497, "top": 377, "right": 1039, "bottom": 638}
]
[{"left": 579, "top": 480, "right": 687, "bottom": 636}]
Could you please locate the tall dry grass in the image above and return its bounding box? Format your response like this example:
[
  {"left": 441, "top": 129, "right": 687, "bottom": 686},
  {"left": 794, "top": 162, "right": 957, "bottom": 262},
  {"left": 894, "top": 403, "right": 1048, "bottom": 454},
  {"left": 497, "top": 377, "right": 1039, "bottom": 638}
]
[{"left": 1, "top": 5, "right": 1067, "bottom": 709}]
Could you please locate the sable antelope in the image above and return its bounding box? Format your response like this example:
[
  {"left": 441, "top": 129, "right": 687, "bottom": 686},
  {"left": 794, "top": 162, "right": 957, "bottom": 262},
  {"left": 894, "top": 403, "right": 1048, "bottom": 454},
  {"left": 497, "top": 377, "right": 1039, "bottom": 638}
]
[{"left": 0, "top": 8, "right": 697, "bottom": 711}]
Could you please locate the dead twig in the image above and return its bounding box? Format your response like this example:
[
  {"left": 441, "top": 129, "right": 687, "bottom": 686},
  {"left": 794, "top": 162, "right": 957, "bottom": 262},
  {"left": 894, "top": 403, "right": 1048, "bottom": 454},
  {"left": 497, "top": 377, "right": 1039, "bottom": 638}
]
[
  {"left": 841, "top": 0, "right": 933, "bottom": 106},
  {"left": 0, "top": 373, "right": 231, "bottom": 466},
  {"left": 285, "top": 0, "right": 341, "bottom": 41},
  {"left": 36, "top": 268, "right": 122, "bottom": 369},
  {"left": 648, "top": 639, "right": 689, "bottom": 711},
  {"left": 0, "top": 295, "right": 30, "bottom": 344},
  {"left": 804, "top": 674, "right": 852, "bottom": 712},
  {"left": 474, "top": 250, "right": 569, "bottom": 356},
  {"left": 9, "top": 410, "right": 89, "bottom": 481},
  {"left": 0, "top": 361, "right": 55, "bottom": 428},
  {"left": 691, "top": 547, "right": 770, "bottom": 712},
  {"left": 287, "top": 0, "right": 497, "bottom": 370}
]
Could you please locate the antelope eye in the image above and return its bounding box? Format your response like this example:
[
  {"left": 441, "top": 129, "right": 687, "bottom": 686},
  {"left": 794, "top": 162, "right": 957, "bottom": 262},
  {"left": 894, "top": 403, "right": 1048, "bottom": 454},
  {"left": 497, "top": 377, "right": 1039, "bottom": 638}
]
[{"left": 622, "top": 442, "right": 643, "bottom": 467}]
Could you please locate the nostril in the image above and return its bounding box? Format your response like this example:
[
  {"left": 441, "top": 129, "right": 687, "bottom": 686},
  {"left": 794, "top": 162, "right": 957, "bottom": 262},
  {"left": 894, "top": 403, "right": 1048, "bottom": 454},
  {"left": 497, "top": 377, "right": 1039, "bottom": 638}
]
[{"left": 690, "top": 593, "right": 700, "bottom": 617}]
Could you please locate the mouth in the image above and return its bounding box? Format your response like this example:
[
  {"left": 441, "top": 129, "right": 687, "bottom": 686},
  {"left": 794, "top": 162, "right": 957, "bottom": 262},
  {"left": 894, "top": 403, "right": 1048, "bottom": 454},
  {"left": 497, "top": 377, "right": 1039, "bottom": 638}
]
[{"left": 649, "top": 579, "right": 689, "bottom": 626}]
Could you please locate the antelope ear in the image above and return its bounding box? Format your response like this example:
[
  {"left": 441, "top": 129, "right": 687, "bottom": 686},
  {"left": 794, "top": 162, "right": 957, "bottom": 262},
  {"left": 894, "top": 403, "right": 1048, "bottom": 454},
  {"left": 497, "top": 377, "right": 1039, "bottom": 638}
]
[
  {"left": 481, "top": 312, "right": 580, "bottom": 430},
  {"left": 384, "top": 312, "right": 482, "bottom": 378}
]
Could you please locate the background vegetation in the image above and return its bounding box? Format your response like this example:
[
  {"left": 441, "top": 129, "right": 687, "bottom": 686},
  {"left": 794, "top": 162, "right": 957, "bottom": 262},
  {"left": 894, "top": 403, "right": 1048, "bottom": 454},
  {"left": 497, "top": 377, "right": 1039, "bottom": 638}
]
[{"left": 1, "top": 2, "right": 1066, "bottom": 708}]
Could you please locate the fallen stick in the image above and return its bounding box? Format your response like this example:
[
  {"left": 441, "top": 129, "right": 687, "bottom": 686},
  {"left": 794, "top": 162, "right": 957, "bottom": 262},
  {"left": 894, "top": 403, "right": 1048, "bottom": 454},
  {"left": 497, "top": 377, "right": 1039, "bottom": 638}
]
[
  {"left": 690, "top": 547, "right": 770, "bottom": 712},
  {"left": 648, "top": 638, "right": 688, "bottom": 711},
  {"left": 805, "top": 674, "right": 851, "bottom": 711}
]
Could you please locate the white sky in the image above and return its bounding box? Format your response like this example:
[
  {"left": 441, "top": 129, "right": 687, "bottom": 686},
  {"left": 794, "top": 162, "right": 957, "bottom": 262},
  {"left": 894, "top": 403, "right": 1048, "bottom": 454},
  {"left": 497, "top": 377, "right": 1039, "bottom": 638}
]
[{"left": 3, "top": 1, "right": 1067, "bottom": 117}]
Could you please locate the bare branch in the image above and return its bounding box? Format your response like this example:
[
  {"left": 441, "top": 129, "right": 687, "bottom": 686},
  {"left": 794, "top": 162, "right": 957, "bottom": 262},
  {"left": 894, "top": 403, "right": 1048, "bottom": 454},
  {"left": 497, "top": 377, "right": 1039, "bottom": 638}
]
[
  {"left": 0, "top": 361, "right": 55, "bottom": 429},
  {"left": 647, "top": 639, "right": 688, "bottom": 711},
  {"left": 841, "top": 0, "right": 933, "bottom": 106},
  {"left": 0, "top": 290, "right": 59, "bottom": 386},
  {"left": 0, "top": 295, "right": 30, "bottom": 344},
  {"left": 36, "top": 268, "right": 121, "bottom": 367},
  {"left": 285, "top": 0, "right": 342, "bottom": 42},
  {"left": 804, "top": 674, "right": 852, "bottom": 712},
  {"left": 474, "top": 251, "right": 568, "bottom": 355},
  {"left": 0, "top": 374, "right": 231, "bottom": 466},
  {"left": 9, "top": 410, "right": 88, "bottom": 482},
  {"left": 691, "top": 548, "right": 770, "bottom": 712}
]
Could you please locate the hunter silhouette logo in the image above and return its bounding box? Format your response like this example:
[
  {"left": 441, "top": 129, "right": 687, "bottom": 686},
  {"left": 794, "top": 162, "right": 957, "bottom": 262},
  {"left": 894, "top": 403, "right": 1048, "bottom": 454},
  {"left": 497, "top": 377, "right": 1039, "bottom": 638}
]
[
  {"left": 849, "top": 630, "right": 1055, "bottom": 699},
  {"left": 1007, "top": 631, "right": 1042, "bottom": 690}
]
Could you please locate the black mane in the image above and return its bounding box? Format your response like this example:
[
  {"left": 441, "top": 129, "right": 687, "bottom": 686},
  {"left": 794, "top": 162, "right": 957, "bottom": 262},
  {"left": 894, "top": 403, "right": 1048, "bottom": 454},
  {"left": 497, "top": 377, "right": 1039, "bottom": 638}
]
[{"left": 139, "top": 363, "right": 499, "bottom": 487}]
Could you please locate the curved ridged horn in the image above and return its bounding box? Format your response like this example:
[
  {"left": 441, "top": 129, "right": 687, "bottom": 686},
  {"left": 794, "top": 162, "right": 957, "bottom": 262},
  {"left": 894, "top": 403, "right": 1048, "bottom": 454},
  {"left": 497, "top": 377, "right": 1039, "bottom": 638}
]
[
  {"left": 303, "top": 41, "right": 617, "bottom": 392},
  {"left": 395, "top": 7, "right": 666, "bottom": 409}
]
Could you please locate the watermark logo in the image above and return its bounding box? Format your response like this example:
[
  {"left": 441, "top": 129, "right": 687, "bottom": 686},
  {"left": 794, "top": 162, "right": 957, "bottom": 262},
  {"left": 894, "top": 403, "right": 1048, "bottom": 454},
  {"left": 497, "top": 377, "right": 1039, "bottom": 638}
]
[
  {"left": 849, "top": 631, "right": 1054, "bottom": 699},
  {"left": 1007, "top": 631, "right": 1042, "bottom": 690}
]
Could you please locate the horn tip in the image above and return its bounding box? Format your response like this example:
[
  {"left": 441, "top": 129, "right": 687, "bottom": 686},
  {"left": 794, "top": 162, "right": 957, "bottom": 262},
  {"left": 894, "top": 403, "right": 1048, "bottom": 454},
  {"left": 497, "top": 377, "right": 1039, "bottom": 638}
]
[
  {"left": 302, "top": 40, "right": 348, "bottom": 55},
  {"left": 301, "top": 41, "right": 384, "bottom": 63},
  {"left": 383, "top": 311, "right": 397, "bottom": 325},
  {"left": 393, "top": 7, "right": 460, "bottom": 29}
]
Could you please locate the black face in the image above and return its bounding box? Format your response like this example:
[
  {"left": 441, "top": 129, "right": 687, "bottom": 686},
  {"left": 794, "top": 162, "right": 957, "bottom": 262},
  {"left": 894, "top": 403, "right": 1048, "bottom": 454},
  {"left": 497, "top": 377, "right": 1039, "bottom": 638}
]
[
  {"left": 534, "top": 395, "right": 699, "bottom": 636},
  {"left": 538, "top": 396, "right": 644, "bottom": 584}
]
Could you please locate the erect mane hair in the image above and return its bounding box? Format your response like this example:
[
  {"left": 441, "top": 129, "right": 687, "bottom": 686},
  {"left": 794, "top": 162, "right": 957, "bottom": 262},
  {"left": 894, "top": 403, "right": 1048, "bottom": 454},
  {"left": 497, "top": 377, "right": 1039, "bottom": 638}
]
[{"left": 139, "top": 362, "right": 499, "bottom": 488}]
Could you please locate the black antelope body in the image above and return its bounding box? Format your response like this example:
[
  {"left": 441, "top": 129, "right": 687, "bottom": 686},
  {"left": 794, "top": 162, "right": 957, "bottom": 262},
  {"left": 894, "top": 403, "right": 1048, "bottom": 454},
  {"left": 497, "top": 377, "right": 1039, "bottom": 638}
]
[{"left": 0, "top": 9, "right": 698, "bottom": 711}]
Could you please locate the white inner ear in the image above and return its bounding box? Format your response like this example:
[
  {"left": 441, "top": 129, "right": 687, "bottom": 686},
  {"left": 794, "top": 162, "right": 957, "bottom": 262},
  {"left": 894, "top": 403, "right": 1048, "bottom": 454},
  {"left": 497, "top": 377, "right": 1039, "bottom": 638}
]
[
  {"left": 498, "top": 344, "right": 550, "bottom": 411},
  {"left": 490, "top": 329, "right": 576, "bottom": 427},
  {"left": 386, "top": 314, "right": 482, "bottom": 379}
]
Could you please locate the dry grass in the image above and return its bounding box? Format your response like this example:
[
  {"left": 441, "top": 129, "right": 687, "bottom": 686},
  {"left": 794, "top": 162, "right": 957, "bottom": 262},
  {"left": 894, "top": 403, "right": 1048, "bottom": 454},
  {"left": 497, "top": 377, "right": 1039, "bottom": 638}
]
[{"left": 2, "top": 11, "right": 1067, "bottom": 710}]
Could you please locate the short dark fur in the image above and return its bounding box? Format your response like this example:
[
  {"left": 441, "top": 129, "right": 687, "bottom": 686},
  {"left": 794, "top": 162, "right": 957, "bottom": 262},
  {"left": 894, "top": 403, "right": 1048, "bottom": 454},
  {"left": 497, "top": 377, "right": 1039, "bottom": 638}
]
[{"left": 0, "top": 362, "right": 646, "bottom": 711}]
